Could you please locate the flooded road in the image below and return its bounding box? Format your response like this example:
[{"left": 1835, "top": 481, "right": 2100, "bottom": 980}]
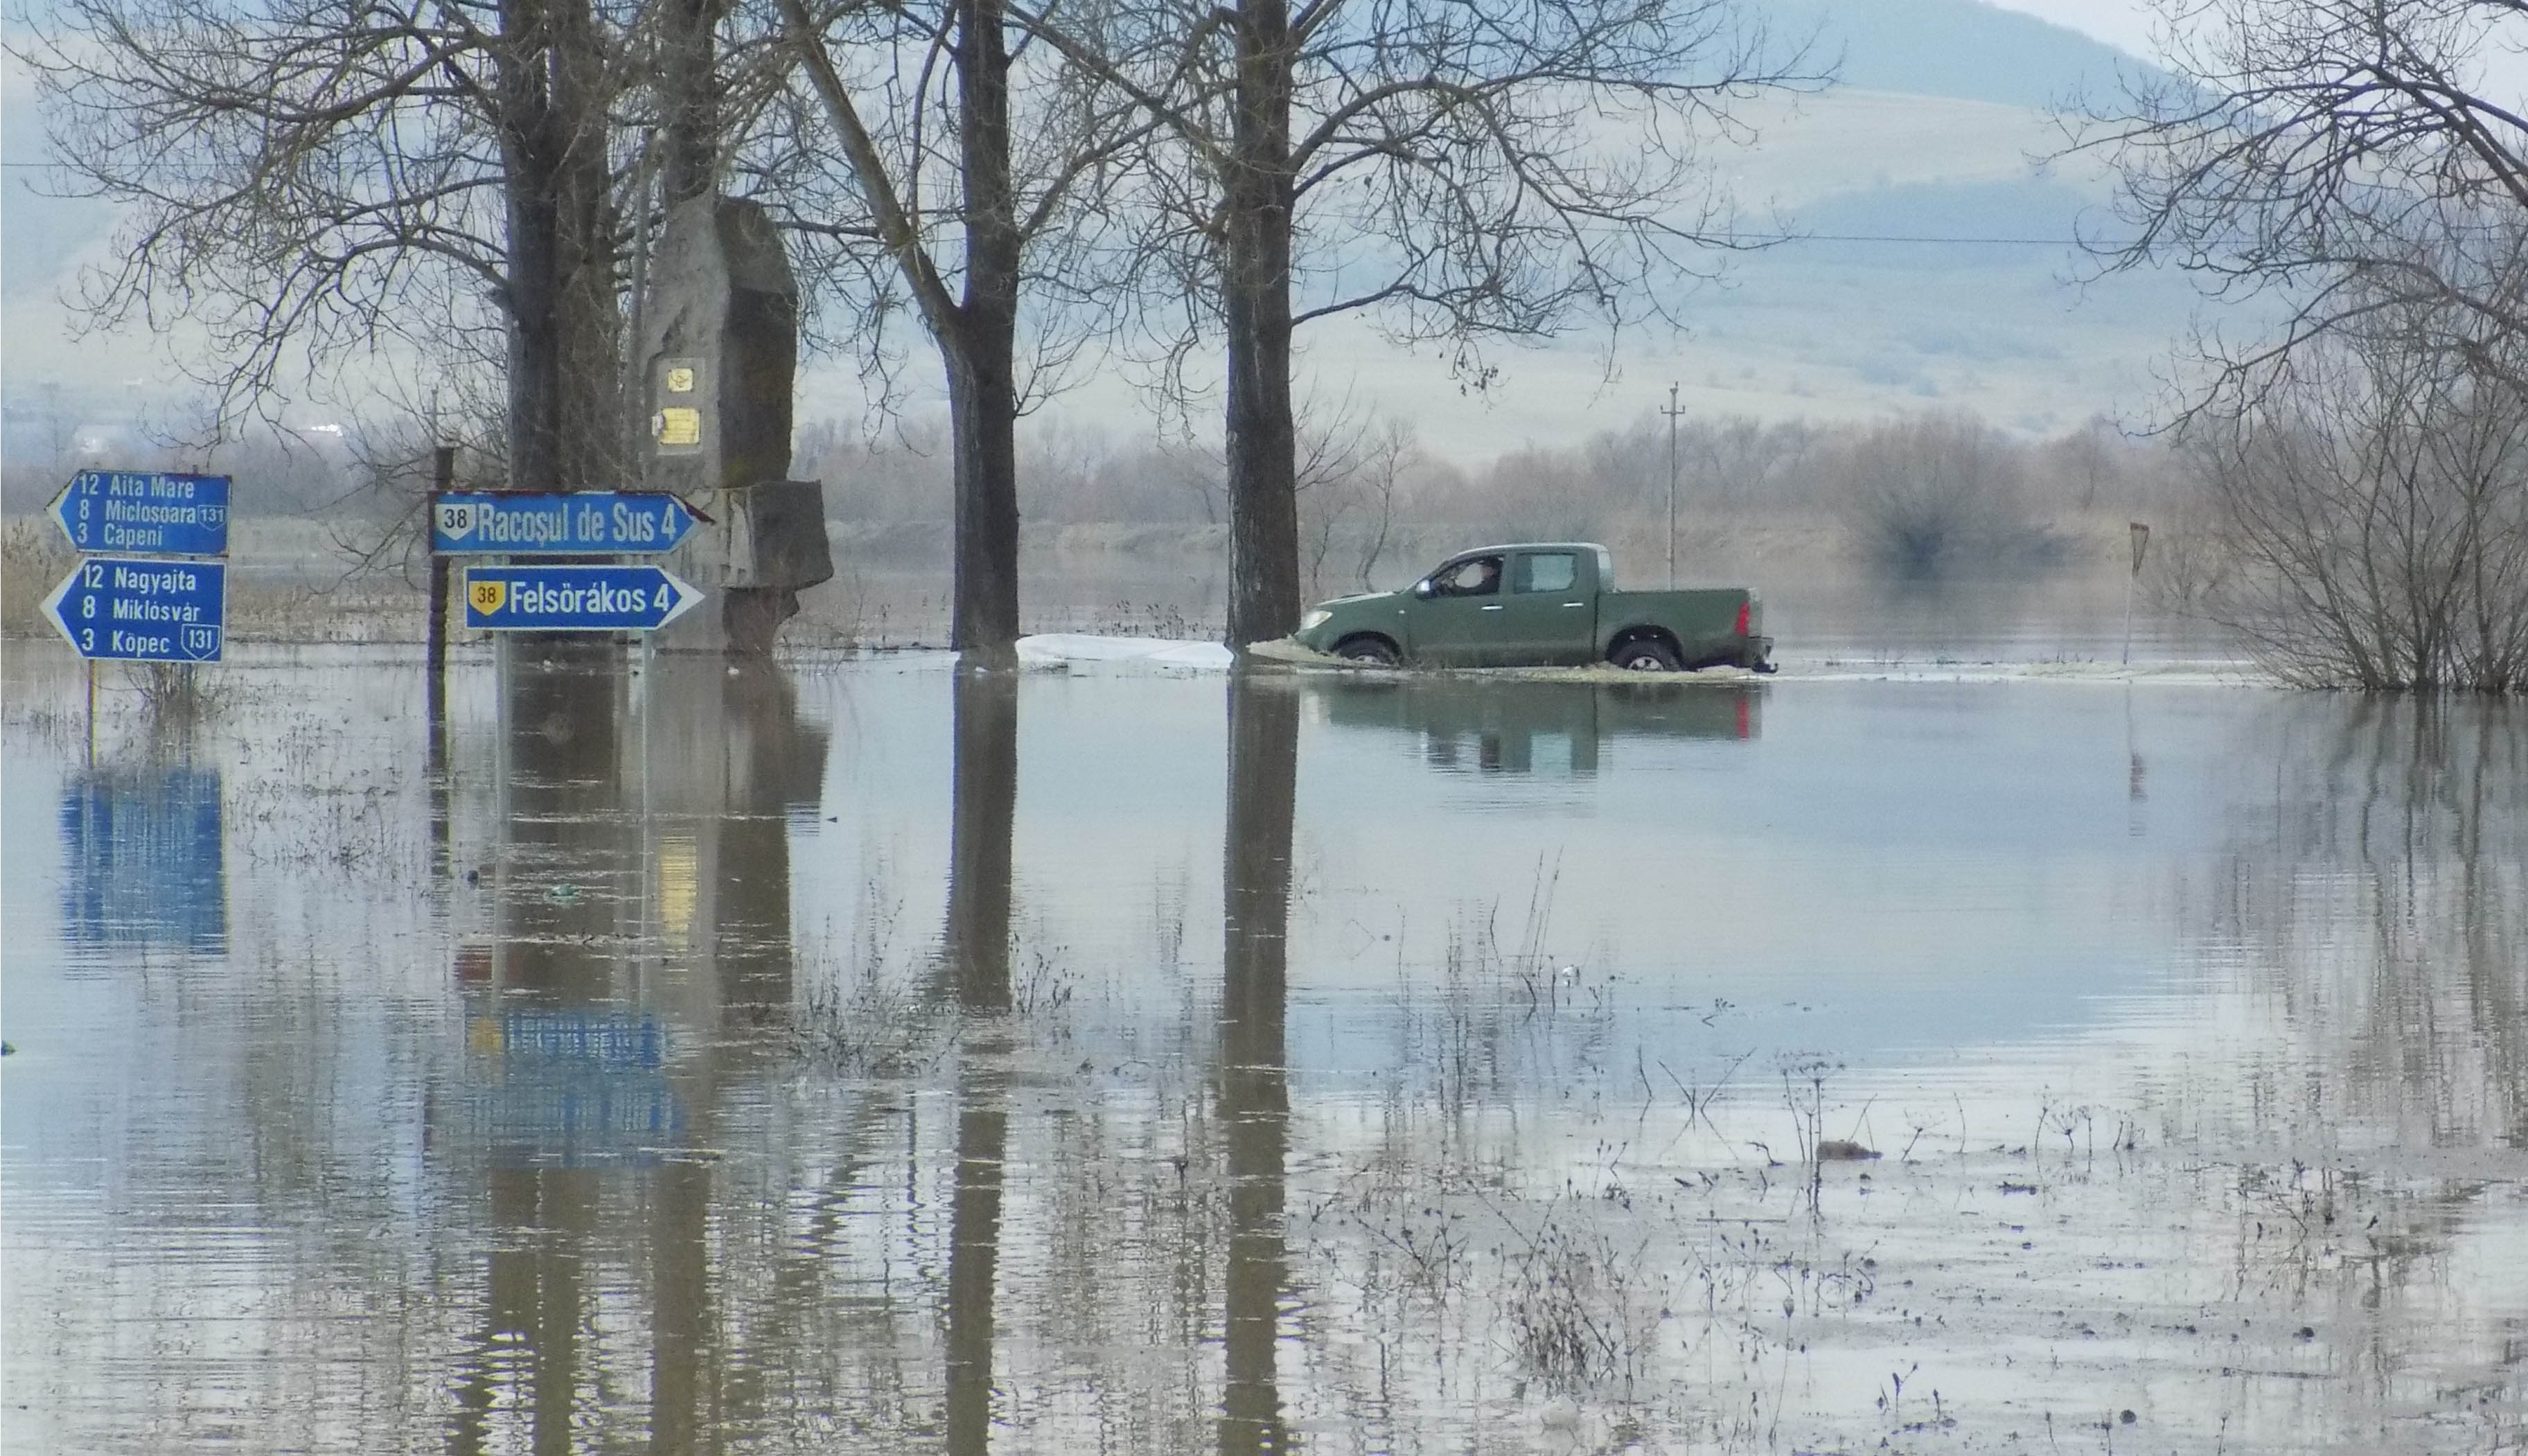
[{"left": 4, "top": 648, "right": 2523, "bottom": 1453}]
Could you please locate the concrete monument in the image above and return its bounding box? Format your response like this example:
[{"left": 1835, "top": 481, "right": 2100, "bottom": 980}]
[{"left": 639, "top": 195, "right": 833, "bottom": 655}]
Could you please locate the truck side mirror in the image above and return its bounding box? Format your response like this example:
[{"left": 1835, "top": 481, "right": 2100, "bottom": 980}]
[{"left": 1412, "top": 579, "right": 1435, "bottom": 599}]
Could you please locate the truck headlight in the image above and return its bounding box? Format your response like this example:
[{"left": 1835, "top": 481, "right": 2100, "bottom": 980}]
[{"left": 1300, "top": 609, "right": 1331, "bottom": 632}]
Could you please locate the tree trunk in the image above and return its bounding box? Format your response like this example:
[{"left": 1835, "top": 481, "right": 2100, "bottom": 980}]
[
  {"left": 1222, "top": 0, "right": 1300, "bottom": 646},
  {"left": 496, "top": 0, "right": 619, "bottom": 495},
  {"left": 946, "top": 339, "right": 1022, "bottom": 659},
  {"left": 659, "top": 0, "right": 721, "bottom": 208},
  {"left": 497, "top": 0, "right": 561, "bottom": 495},
  {"left": 549, "top": 0, "right": 618, "bottom": 492},
  {"left": 948, "top": 0, "right": 1024, "bottom": 662}
]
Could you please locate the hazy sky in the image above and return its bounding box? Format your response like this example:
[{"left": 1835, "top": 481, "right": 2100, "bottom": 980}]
[{"left": 0, "top": 0, "right": 2189, "bottom": 455}]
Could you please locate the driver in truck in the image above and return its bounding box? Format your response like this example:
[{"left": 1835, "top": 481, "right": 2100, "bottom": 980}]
[{"left": 1438, "top": 557, "right": 1498, "bottom": 595}]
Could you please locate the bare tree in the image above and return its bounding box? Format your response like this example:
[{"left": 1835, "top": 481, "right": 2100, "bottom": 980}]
[
  {"left": 1015, "top": 0, "right": 1817, "bottom": 644},
  {"left": 768, "top": 0, "right": 1161, "bottom": 662},
  {"left": 23, "top": 0, "right": 634, "bottom": 492},
  {"left": 2060, "top": 3, "right": 2528, "bottom": 686},
  {"left": 1683, "top": 415, "right": 1808, "bottom": 511},
  {"left": 2178, "top": 302, "right": 2528, "bottom": 690},
  {"left": 1290, "top": 389, "right": 1367, "bottom": 598},
  {"left": 2071, "top": 0, "right": 2528, "bottom": 402},
  {"left": 1350, "top": 416, "right": 1415, "bottom": 590}
]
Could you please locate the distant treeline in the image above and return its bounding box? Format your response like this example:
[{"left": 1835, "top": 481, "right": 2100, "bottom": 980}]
[
  {"left": 1, "top": 431, "right": 363, "bottom": 519},
  {"left": 801, "top": 407, "right": 2182, "bottom": 592}
]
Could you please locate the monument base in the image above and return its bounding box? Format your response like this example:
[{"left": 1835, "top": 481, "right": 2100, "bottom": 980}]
[{"left": 651, "top": 479, "right": 833, "bottom": 656}]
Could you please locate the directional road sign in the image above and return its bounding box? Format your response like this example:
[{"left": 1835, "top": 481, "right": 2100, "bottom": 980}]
[
  {"left": 42, "top": 557, "right": 226, "bottom": 662},
  {"left": 463, "top": 564, "right": 702, "bottom": 632},
  {"left": 52, "top": 471, "right": 231, "bottom": 556},
  {"left": 432, "top": 492, "right": 698, "bottom": 555}
]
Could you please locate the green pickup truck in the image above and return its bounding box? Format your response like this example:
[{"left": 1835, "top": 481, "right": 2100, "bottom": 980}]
[{"left": 1291, "top": 542, "right": 1774, "bottom": 672}]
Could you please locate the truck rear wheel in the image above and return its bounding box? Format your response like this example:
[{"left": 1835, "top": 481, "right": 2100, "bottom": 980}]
[
  {"left": 1335, "top": 635, "right": 1401, "bottom": 666},
  {"left": 1610, "top": 637, "right": 1681, "bottom": 673}
]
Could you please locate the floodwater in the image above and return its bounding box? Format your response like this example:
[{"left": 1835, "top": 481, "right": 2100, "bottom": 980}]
[{"left": 3, "top": 646, "right": 2523, "bottom": 1454}]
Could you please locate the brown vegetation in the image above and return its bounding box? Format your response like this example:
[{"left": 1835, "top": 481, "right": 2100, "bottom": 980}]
[
  {"left": 2174, "top": 312, "right": 2528, "bottom": 690},
  {"left": 798, "top": 405, "right": 2178, "bottom": 596},
  {"left": 2078, "top": 0, "right": 2528, "bottom": 691}
]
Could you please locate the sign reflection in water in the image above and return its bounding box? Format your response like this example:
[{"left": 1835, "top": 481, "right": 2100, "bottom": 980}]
[
  {"left": 440, "top": 641, "right": 827, "bottom": 1454},
  {"left": 58, "top": 767, "right": 226, "bottom": 954}
]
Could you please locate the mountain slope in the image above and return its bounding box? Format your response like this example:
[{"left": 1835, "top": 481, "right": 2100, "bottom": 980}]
[{"left": 1767, "top": 0, "right": 2153, "bottom": 109}]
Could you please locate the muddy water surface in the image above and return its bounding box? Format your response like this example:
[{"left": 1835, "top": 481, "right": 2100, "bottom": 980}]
[{"left": 3, "top": 648, "right": 2523, "bottom": 1453}]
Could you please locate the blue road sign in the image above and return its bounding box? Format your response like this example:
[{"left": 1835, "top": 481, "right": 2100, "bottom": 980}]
[
  {"left": 432, "top": 492, "right": 698, "bottom": 554},
  {"left": 463, "top": 564, "right": 702, "bottom": 632},
  {"left": 52, "top": 471, "right": 231, "bottom": 556},
  {"left": 42, "top": 557, "right": 225, "bottom": 662},
  {"left": 60, "top": 769, "right": 227, "bottom": 955}
]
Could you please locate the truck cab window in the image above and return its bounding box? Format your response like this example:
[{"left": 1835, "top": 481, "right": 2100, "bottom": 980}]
[
  {"left": 1431, "top": 556, "right": 1503, "bottom": 597},
  {"left": 1517, "top": 553, "right": 1578, "bottom": 594}
]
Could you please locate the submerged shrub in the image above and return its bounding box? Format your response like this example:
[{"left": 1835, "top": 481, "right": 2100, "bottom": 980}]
[
  {"left": 2179, "top": 312, "right": 2528, "bottom": 692},
  {"left": 1830, "top": 413, "right": 2065, "bottom": 582}
]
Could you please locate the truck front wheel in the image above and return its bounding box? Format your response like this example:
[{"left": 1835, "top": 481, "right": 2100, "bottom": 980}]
[
  {"left": 1609, "top": 637, "right": 1681, "bottom": 672},
  {"left": 1334, "top": 634, "right": 1402, "bottom": 666}
]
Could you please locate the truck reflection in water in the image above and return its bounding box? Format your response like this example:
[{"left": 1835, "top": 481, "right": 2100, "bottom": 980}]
[{"left": 1309, "top": 677, "right": 1759, "bottom": 774}]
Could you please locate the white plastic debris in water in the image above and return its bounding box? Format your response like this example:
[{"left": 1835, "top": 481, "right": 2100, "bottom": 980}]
[{"left": 1015, "top": 634, "right": 1237, "bottom": 672}]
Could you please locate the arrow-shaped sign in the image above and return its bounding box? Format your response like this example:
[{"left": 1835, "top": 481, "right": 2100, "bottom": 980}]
[
  {"left": 462, "top": 564, "right": 703, "bottom": 632},
  {"left": 42, "top": 557, "right": 227, "bottom": 662},
  {"left": 52, "top": 471, "right": 231, "bottom": 557},
  {"left": 432, "top": 492, "right": 698, "bottom": 555}
]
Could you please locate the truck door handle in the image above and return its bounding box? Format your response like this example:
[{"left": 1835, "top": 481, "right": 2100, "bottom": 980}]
[
  {"left": 1562, "top": 601, "right": 1586, "bottom": 608},
  {"left": 1480, "top": 603, "right": 1504, "bottom": 611}
]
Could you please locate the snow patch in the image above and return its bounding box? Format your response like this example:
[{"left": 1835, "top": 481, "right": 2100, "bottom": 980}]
[
  {"left": 1777, "top": 657, "right": 2265, "bottom": 687},
  {"left": 1016, "top": 633, "right": 1236, "bottom": 673}
]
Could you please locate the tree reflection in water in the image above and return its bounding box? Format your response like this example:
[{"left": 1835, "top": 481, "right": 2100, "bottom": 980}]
[
  {"left": 1221, "top": 672, "right": 1298, "bottom": 1455},
  {"left": 944, "top": 667, "right": 1017, "bottom": 1456},
  {"left": 2191, "top": 695, "right": 2526, "bottom": 1151},
  {"left": 450, "top": 638, "right": 625, "bottom": 1456},
  {"left": 21, "top": 659, "right": 2528, "bottom": 1455}
]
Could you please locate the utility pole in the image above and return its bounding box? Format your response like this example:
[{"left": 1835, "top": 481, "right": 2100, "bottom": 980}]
[
  {"left": 1660, "top": 383, "right": 1686, "bottom": 588},
  {"left": 2121, "top": 521, "right": 2150, "bottom": 667}
]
